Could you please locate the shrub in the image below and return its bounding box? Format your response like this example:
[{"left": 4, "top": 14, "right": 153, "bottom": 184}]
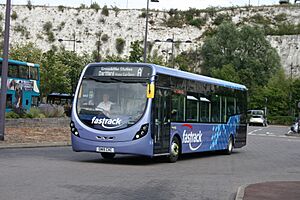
[
  {"left": 115, "top": 22, "right": 122, "bottom": 28},
  {"left": 188, "top": 18, "right": 206, "bottom": 29},
  {"left": 0, "top": 13, "right": 3, "bottom": 21},
  {"left": 39, "top": 104, "right": 66, "bottom": 118},
  {"left": 115, "top": 38, "right": 126, "bottom": 54},
  {"left": 90, "top": 2, "right": 100, "bottom": 12},
  {"left": 47, "top": 31, "right": 55, "bottom": 43},
  {"left": 24, "top": 107, "right": 46, "bottom": 118},
  {"left": 11, "top": 11, "right": 18, "bottom": 20},
  {"left": 14, "top": 25, "right": 30, "bottom": 37},
  {"left": 249, "top": 14, "right": 271, "bottom": 25},
  {"left": 274, "top": 13, "right": 287, "bottom": 22},
  {"left": 43, "top": 21, "right": 53, "bottom": 33},
  {"left": 5, "top": 111, "right": 20, "bottom": 119},
  {"left": 101, "top": 5, "right": 109, "bottom": 16},
  {"left": 99, "top": 17, "right": 105, "bottom": 24},
  {"left": 139, "top": 11, "right": 147, "bottom": 18},
  {"left": 58, "top": 21, "right": 65, "bottom": 31},
  {"left": 213, "top": 13, "right": 232, "bottom": 26},
  {"left": 101, "top": 34, "right": 109, "bottom": 42},
  {"left": 26, "top": 0, "right": 33, "bottom": 10},
  {"left": 77, "top": 18, "right": 83, "bottom": 25},
  {"left": 58, "top": 5, "right": 65, "bottom": 12},
  {"left": 268, "top": 116, "right": 294, "bottom": 125},
  {"left": 79, "top": 4, "right": 86, "bottom": 9},
  {"left": 111, "top": 6, "right": 120, "bottom": 17}
]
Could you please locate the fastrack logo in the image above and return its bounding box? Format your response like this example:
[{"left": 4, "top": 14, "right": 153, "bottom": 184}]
[
  {"left": 182, "top": 124, "right": 203, "bottom": 151},
  {"left": 91, "top": 117, "right": 123, "bottom": 129}
]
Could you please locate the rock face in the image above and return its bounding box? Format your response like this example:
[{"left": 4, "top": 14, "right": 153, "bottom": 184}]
[{"left": 0, "top": 4, "right": 300, "bottom": 76}]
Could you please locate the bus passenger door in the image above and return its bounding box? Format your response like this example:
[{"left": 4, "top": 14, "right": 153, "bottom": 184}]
[{"left": 153, "top": 88, "right": 171, "bottom": 154}]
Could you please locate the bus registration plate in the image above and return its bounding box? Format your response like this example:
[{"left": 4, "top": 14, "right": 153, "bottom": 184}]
[{"left": 96, "top": 147, "right": 115, "bottom": 153}]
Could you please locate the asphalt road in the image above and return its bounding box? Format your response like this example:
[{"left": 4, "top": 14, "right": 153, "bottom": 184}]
[{"left": 0, "top": 125, "right": 300, "bottom": 200}]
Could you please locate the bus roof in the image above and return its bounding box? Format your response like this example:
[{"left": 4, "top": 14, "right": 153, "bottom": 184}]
[
  {"left": 88, "top": 62, "right": 247, "bottom": 91},
  {"left": 153, "top": 64, "right": 247, "bottom": 91},
  {"left": 0, "top": 58, "right": 40, "bottom": 68}
]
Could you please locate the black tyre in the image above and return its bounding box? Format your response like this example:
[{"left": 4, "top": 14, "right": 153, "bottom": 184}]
[
  {"left": 168, "top": 136, "right": 180, "bottom": 163},
  {"left": 101, "top": 153, "right": 116, "bottom": 159},
  {"left": 224, "top": 135, "right": 233, "bottom": 155}
]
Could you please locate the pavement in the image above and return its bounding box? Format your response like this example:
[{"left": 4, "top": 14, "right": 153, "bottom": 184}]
[
  {"left": 0, "top": 141, "right": 71, "bottom": 149},
  {"left": 236, "top": 181, "right": 300, "bottom": 200}
]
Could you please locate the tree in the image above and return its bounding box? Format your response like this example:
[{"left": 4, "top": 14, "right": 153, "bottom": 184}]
[
  {"left": 10, "top": 42, "right": 43, "bottom": 64},
  {"left": 129, "top": 40, "right": 143, "bottom": 63},
  {"left": 201, "top": 22, "right": 281, "bottom": 108}
]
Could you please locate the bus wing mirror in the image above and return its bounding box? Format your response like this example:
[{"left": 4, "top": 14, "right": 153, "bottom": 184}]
[{"left": 147, "top": 83, "right": 155, "bottom": 99}]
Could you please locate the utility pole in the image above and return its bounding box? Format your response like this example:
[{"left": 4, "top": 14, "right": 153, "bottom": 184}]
[
  {"left": 143, "top": 0, "right": 159, "bottom": 63},
  {"left": 0, "top": 0, "right": 12, "bottom": 141}
]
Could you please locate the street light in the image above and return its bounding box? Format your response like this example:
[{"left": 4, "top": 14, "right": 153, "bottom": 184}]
[
  {"left": 154, "top": 34, "right": 192, "bottom": 67},
  {"left": 143, "top": 0, "right": 159, "bottom": 63},
  {"left": 0, "top": 0, "right": 12, "bottom": 141},
  {"left": 58, "top": 31, "right": 82, "bottom": 52}
]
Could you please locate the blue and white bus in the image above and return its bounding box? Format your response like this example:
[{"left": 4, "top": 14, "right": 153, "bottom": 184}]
[
  {"left": 71, "top": 63, "right": 247, "bottom": 162},
  {"left": 0, "top": 58, "right": 40, "bottom": 112}
]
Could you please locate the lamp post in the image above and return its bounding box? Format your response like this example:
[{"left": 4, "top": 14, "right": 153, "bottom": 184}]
[
  {"left": 58, "top": 31, "right": 82, "bottom": 52},
  {"left": 0, "top": 0, "right": 11, "bottom": 141},
  {"left": 155, "top": 34, "right": 192, "bottom": 67},
  {"left": 143, "top": 0, "right": 159, "bottom": 63}
]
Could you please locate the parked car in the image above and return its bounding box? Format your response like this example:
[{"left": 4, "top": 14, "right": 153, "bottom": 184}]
[{"left": 249, "top": 115, "right": 268, "bottom": 126}]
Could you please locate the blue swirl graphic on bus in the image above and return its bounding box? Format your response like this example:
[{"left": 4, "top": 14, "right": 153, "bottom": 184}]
[{"left": 209, "top": 115, "right": 240, "bottom": 150}]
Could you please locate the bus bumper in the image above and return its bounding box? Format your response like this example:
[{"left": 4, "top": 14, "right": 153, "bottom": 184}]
[{"left": 71, "top": 134, "right": 153, "bottom": 157}]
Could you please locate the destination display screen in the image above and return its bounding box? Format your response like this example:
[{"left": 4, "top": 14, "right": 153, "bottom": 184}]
[{"left": 85, "top": 65, "right": 152, "bottom": 77}]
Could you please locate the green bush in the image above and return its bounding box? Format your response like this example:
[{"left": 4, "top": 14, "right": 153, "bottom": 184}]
[
  {"left": 43, "top": 21, "right": 53, "bottom": 33},
  {"left": 101, "top": 5, "right": 109, "bottom": 16},
  {"left": 101, "top": 34, "right": 109, "bottom": 42},
  {"left": 24, "top": 107, "right": 46, "bottom": 118},
  {"left": 58, "top": 5, "right": 65, "bottom": 12},
  {"left": 213, "top": 13, "right": 232, "bottom": 25},
  {"left": 115, "top": 38, "right": 126, "bottom": 54},
  {"left": 27, "top": 0, "right": 33, "bottom": 10},
  {"left": 139, "top": 11, "right": 147, "bottom": 18},
  {"left": 5, "top": 112, "right": 20, "bottom": 119},
  {"left": 77, "top": 18, "right": 83, "bottom": 25},
  {"left": 11, "top": 11, "right": 18, "bottom": 20},
  {"left": 268, "top": 116, "right": 294, "bottom": 125},
  {"left": 111, "top": 6, "right": 120, "bottom": 17},
  {"left": 188, "top": 18, "right": 206, "bottom": 29},
  {"left": 90, "top": 2, "right": 100, "bottom": 12},
  {"left": 274, "top": 13, "right": 287, "bottom": 22}
]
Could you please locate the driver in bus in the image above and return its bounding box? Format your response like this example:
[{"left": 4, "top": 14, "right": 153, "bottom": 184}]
[{"left": 96, "top": 94, "right": 114, "bottom": 116}]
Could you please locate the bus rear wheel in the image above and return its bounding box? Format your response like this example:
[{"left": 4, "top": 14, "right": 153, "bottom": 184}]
[
  {"left": 101, "top": 153, "right": 116, "bottom": 159},
  {"left": 168, "top": 136, "right": 180, "bottom": 163}
]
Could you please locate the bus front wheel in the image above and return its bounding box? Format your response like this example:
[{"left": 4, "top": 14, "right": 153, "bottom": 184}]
[
  {"left": 168, "top": 136, "right": 180, "bottom": 163},
  {"left": 101, "top": 153, "right": 116, "bottom": 159},
  {"left": 224, "top": 135, "right": 233, "bottom": 155}
]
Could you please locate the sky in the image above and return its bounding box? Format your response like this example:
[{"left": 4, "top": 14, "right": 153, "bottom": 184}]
[{"left": 0, "top": 0, "right": 280, "bottom": 10}]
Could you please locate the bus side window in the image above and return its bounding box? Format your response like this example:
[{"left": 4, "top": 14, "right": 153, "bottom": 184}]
[
  {"left": 186, "top": 93, "right": 199, "bottom": 122},
  {"left": 19, "top": 65, "right": 29, "bottom": 79},
  {"left": 8, "top": 64, "right": 18, "bottom": 78},
  {"left": 171, "top": 92, "right": 185, "bottom": 122},
  {"left": 199, "top": 95, "right": 210, "bottom": 123}
]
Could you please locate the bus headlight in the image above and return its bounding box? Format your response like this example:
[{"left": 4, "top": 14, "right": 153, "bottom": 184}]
[
  {"left": 133, "top": 123, "right": 149, "bottom": 140},
  {"left": 70, "top": 121, "right": 80, "bottom": 137}
]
